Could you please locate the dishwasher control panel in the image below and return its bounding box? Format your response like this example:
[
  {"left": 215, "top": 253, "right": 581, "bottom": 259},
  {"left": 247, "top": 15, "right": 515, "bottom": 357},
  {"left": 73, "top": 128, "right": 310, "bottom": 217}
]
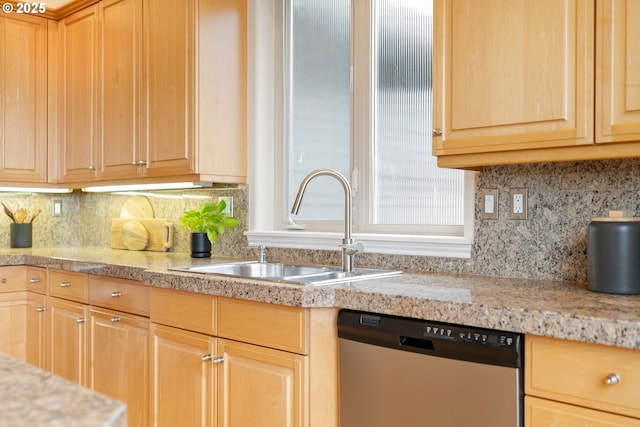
[{"left": 422, "top": 323, "right": 517, "bottom": 349}]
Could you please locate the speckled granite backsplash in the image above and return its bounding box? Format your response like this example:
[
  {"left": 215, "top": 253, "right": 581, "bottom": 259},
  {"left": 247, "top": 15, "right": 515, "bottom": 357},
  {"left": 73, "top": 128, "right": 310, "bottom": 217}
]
[{"left": 0, "top": 159, "right": 635, "bottom": 283}]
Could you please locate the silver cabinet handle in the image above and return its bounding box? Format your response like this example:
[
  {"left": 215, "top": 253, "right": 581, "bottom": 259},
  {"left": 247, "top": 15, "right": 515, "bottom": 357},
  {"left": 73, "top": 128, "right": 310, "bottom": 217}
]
[
  {"left": 111, "top": 291, "right": 122, "bottom": 297},
  {"left": 110, "top": 316, "right": 121, "bottom": 322},
  {"left": 432, "top": 129, "right": 443, "bottom": 136},
  {"left": 0, "top": 278, "right": 6, "bottom": 284},
  {"left": 132, "top": 161, "right": 148, "bottom": 166},
  {"left": 76, "top": 318, "right": 85, "bottom": 324},
  {"left": 605, "top": 373, "right": 620, "bottom": 385},
  {"left": 202, "top": 354, "right": 213, "bottom": 361},
  {"left": 88, "top": 165, "right": 96, "bottom": 171},
  {"left": 213, "top": 357, "right": 224, "bottom": 364},
  {"left": 36, "top": 307, "right": 45, "bottom": 312},
  {"left": 29, "top": 278, "right": 40, "bottom": 283},
  {"left": 59, "top": 282, "right": 71, "bottom": 287}
]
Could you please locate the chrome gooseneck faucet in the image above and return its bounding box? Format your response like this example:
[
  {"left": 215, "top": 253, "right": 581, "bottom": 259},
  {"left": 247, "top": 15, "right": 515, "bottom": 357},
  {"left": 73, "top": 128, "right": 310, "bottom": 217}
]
[{"left": 290, "top": 169, "right": 364, "bottom": 273}]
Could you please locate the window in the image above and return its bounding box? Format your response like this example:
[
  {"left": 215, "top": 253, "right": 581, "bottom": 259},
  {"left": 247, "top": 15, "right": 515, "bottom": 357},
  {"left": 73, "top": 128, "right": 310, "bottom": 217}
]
[{"left": 247, "top": 0, "right": 474, "bottom": 257}]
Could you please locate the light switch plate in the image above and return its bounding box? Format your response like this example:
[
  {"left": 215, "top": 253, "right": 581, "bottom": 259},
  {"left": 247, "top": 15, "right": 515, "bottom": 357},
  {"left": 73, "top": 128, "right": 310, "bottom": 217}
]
[
  {"left": 481, "top": 189, "right": 498, "bottom": 220},
  {"left": 218, "top": 196, "right": 234, "bottom": 217}
]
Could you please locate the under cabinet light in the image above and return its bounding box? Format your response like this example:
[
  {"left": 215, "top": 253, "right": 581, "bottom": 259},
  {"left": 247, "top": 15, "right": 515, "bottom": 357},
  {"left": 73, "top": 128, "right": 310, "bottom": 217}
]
[
  {"left": 0, "top": 187, "right": 73, "bottom": 194},
  {"left": 81, "top": 182, "right": 213, "bottom": 193}
]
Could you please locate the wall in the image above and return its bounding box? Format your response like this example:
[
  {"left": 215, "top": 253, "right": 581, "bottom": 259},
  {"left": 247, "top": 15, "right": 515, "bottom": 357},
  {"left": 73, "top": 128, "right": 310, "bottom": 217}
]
[{"left": 0, "top": 159, "right": 633, "bottom": 283}]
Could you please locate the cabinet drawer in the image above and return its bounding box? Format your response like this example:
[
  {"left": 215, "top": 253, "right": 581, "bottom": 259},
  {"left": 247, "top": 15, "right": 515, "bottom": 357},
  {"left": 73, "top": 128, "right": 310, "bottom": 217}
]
[
  {"left": 150, "top": 288, "right": 216, "bottom": 335},
  {"left": 89, "top": 276, "right": 149, "bottom": 317},
  {"left": 26, "top": 267, "right": 47, "bottom": 294},
  {"left": 526, "top": 335, "right": 640, "bottom": 419},
  {"left": 218, "top": 297, "right": 308, "bottom": 354},
  {"left": 525, "top": 396, "right": 640, "bottom": 427},
  {"left": 0, "top": 266, "right": 26, "bottom": 292},
  {"left": 49, "top": 269, "right": 89, "bottom": 303}
]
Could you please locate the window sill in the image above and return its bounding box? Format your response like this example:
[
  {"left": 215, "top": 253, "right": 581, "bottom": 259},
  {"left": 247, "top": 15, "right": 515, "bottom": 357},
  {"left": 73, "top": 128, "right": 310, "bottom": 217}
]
[{"left": 245, "top": 231, "right": 473, "bottom": 258}]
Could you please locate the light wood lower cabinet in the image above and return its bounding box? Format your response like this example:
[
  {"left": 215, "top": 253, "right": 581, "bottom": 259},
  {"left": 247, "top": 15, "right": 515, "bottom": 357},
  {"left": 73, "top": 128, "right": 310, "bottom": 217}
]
[
  {"left": 88, "top": 307, "right": 150, "bottom": 427},
  {"left": 150, "top": 290, "right": 338, "bottom": 427},
  {"left": 151, "top": 323, "right": 216, "bottom": 427},
  {"left": 49, "top": 296, "right": 88, "bottom": 385},
  {"left": 525, "top": 335, "right": 640, "bottom": 426},
  {"left": 0, "top": 266, "right": 47, "bottom": 368},
  {"left": 217, "top": 338, "right": 306, "bottom": 427}
]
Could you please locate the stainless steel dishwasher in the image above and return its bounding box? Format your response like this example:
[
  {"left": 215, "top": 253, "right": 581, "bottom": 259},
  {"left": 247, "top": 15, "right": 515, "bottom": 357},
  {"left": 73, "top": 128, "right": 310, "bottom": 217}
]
[{"left": 338, "top": 310, "right": 523, "bottom": 427}]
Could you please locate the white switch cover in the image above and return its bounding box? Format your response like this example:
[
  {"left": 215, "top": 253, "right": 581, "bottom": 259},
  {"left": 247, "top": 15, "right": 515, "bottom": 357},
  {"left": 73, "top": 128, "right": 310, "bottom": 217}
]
[{"left": 481, "top": 189, "right": 498, "bottom": 220}]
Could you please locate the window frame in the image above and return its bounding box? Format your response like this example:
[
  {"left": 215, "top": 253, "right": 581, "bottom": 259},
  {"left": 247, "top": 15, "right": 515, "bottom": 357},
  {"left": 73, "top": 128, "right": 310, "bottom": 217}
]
[{"left": 245, "top": 0, "right": 475, "bottom": 258}]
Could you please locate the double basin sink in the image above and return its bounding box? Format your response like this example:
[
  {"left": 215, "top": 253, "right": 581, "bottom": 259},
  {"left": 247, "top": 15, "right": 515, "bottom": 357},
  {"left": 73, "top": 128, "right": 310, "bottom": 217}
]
[{"left": 170, "top": 261, "right": 401, "bottom": 286}]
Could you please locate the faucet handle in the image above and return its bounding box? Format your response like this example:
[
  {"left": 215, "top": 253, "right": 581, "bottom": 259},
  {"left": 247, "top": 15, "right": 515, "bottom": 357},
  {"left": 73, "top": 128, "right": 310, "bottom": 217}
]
[
  {"left": 340, "top": 241, "right": 364, "bottom": 256},
  {"left": 257, "top": 245, "right": 266, "bottom": 263}
]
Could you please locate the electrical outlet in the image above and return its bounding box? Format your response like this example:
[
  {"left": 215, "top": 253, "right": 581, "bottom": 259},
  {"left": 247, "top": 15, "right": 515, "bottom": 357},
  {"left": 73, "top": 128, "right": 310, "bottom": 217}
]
[
  {"left": 481, "top": 189, "right": 498, "bottom": 220},
  {"left": 218, "top": 196, "right": 234, "bottom": 216},
  {"left": 509, "top": 188, "right": 527, "bottom": 220},
  {"left": 53, "top": 200, "right": 63, "bottom": 217}
]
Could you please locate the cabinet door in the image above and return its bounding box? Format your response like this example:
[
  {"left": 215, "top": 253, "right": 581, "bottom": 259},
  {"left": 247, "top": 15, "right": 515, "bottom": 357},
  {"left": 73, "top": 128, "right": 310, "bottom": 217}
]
[
  {"left": 433, "top": 0, "right": 594, "bottom": 158},
  {"left": 0, "top": 291, "right": 28, "bottom": 361},
  {"left": 25, "top": 292, "right": 46, "bottom": 369},
  {"left": 99, "top": 0, "right": 144, "bottom": 180},
  {"left": 525, "top": 396, "right": 640, "bottom": 427},
  {"left": 0, "top": 14, "right": 47, "bottom": 183},
  {"left": 87, "top": 307, "right": 150, "bottom": 427},
  {"left": 217, "top": 339, "right": 307, "bottom": 427},
  {"left": 595, "top": 0, "right": 640, "bottom": 143},
  {"left": 48, "top": 297, "right": 87, "bottom": 385},
  {"left": 58, "top": 5, "right": 100, "bottom": 183},
  {"left": 143, "top": 0, "right": 196, "bottom": 177},
  {"left": 151, "top": 323, "right": 215, "bottom": 427}
]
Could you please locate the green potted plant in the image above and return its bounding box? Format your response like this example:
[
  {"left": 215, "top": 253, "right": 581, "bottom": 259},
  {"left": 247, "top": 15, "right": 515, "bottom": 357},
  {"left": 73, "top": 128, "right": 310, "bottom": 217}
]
[{"left": 178, "top": 200, "right": 240, "bottom": 258}]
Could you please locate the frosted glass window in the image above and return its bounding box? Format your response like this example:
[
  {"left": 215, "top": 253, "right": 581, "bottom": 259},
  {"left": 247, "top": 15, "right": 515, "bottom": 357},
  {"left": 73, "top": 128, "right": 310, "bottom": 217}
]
[
  {"left": 284, "top": 0, "right": 351, "bottom": 220},
  {"left": 281, "top": 0, "right": 466, "bottom": 232},
  {"left": 372, "top": 0, "right": 464, "bottom": 225}
]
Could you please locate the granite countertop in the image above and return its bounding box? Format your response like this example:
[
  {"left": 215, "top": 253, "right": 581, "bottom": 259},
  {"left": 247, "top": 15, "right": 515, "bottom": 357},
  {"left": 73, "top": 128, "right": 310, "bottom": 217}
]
[
  {"left": 3, "top": 247, "right": 640, "bottom": 350},
  {"left": 0, "top": 353, "right": 126, "bottom": 427}
]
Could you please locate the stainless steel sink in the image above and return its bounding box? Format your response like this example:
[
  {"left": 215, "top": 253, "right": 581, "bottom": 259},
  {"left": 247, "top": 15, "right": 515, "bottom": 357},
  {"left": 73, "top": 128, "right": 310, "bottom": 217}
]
[{"left": 170, "top": 261, "right": 401, "bottom": 286}]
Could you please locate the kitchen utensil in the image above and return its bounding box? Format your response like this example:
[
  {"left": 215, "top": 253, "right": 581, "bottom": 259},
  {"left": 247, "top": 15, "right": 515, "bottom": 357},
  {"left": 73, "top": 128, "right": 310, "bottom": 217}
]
[
  {"left": 2, "top": 203, "right": 15, "bottom": 223},
  {"left": 111, "top": 218, "right": 174, "bottom": 251},
  {"left": 121, "top": 220, "right": 149, "bottom": 250},
  {"left": 14, "top": 208, "right": 27, "bottom": 224},
  {"left": 120, "top": 196, "right": 154, "bottom": 219},
  {"left": 29, "top": 208, "right": 42, "bottom": 223},
  {"left": 587, "top": 211, "right": 640, "bottom": 294}
]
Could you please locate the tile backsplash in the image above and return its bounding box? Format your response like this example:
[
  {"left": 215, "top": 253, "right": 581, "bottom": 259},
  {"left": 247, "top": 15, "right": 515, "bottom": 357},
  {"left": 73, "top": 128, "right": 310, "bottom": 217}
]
[{"left": 1, "top": 159, "right": 635, "bottom": 283}]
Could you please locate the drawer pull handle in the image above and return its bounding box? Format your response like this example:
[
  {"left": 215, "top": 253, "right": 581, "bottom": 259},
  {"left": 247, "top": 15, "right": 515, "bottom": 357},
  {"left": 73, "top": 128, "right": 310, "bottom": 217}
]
[
  {"left": 111, "top": 291, "right": 122, "bottom": 297},
  {"left": 213, "top": 357, "right": 224, "bottom": 364},
  {"left": 0, "top": 278, "right": 6, "bottom": 284},
  {"left": 36, "top": 307, "right": 45, "bottom": 312},
  {"left": 202, "top": 354, "right": 213, "bottom": 361},
  {"left": 59, "top": 282, "right": 71, "bottom": 287},
  {"left": 29, "top": 278, "right": 40, "bottom": 283},
  {"left": 76, "top": 318, "right": 85, "bottom": 324},
  {"left": 605, "top": 373, "right": 620, "bottom": 385},
  {"left": 432, "top": 128, "right": 443, "bottom": 136},
  {"left": 111, "top": 316, "right": 121, "bottom": 322}
]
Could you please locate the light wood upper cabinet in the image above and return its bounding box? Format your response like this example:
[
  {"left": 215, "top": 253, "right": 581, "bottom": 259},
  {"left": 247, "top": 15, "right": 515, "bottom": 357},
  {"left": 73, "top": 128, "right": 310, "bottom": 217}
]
[
  {"left": 99, "top": 0, "right": 144, "bottom": 181},
  {"left": 0, "top": 14, "right": 48, "bottom": 183},
  {"left": 433, "top": 0, "right": 594, "bottom": 164},
  {"left": 595, "top": 0, "right": 640, "bottom": 143},
  {"left": 434, "top": 0, "right": 640, "bottom": 169},
  {"left": 50, "top": 0, "right": 247, "bottom": 185},
  {"left": 55, "top": 5, "right": 100, "bottom": 183},
  {"left": 143, "top": 0, "right": 247, "bottom": 183}
]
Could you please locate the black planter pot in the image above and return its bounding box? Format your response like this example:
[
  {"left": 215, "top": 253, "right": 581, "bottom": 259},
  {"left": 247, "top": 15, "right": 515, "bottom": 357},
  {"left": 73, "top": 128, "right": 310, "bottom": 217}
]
[{"left": 190, "top": 232, "right": 212, "bottom": 258}]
